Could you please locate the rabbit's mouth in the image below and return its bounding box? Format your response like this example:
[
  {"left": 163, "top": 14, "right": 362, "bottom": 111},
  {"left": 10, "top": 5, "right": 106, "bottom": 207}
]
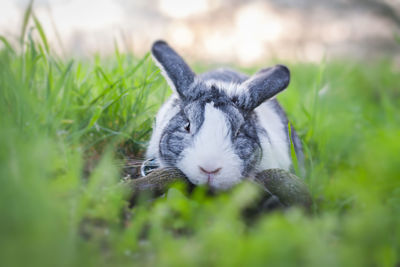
[
  {"left": 193, "top": 172, "right": 217, "bottom": 187},
  {"left": 194, "top": 171, "right": 242, "bottom": 190}
]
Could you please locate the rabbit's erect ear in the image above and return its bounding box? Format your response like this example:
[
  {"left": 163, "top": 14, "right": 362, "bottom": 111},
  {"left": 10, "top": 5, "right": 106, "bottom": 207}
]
[
  {"left": 237, "top": 65, "right": 290, "bottom": 111},
  {"left": 151, "top": 40, "right": 195, "bottom": 98}
]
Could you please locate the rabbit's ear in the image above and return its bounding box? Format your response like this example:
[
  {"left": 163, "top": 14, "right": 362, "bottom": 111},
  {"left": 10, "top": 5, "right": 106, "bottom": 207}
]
[
  {"left": 238, "top": 65, "right": 290, "bottom": 111},
  {"left": 151, "top": 40, "right": 195, "bottom": 98}
]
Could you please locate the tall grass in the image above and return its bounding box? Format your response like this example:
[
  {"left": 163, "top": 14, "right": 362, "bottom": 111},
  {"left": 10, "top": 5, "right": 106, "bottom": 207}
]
[{"left": 1, "top": 11, "right": 399, "bottom": 267}]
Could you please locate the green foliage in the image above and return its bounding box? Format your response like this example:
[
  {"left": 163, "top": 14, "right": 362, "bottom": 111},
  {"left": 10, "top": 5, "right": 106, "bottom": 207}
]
[{"left": 0, "top": 13, "right": 399, "bottom": 267}]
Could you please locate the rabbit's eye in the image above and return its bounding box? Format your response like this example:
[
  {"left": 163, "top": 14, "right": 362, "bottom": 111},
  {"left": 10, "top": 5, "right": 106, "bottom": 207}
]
[
  {"left": 234, "top": 125, "right": 242, "bottom": 138},
  {"left": 231, "top": 96, "right": 239, "bottom": 105},
  {"left": 184, "top": 122, "right": 191, "bottom": 133}
]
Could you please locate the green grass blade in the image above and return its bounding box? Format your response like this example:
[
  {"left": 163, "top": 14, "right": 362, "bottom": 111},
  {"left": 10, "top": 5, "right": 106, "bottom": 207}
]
[
  {"left": 32, "top": 14, "right": 50, "bottom": 53},
  {"left": 20, "top": 0, "right": 33, "bottom": 46},
  {"left": 288, "top": 122, "right": 300, "bottom": 175},
  {"left": 0, "top": 36, "right": 15, "bottom": 53}
]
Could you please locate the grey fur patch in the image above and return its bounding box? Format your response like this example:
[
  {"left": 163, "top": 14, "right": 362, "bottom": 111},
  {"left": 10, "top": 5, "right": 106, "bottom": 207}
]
[
  {"left": 183, "top": 102, "right": 204, "bottom": 135},
  {"left": 151, "top": 41, "right": 195, "bottom": 99},
  {"left": 238, "top": 65, "right": 290, "bottom": 111},
  {"left": 199, "top": 68, "right": 248, "bottom": 83},
  {"left": 159, "top": 110, "right": 190, "bottom": 165},
  {"left": 233, "top": 113, "right": 262, "bottom": 175}
]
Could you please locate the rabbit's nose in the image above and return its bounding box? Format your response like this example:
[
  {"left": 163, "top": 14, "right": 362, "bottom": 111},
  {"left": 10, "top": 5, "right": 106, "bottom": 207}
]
[{"left": 199, "top": 166, "right": 222, "bottom": 175}]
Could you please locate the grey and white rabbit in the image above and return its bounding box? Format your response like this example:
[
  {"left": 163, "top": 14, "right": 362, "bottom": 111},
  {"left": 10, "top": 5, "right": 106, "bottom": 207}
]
[{"left": 146, "top": 40, "right": 303, "bottom": 190}]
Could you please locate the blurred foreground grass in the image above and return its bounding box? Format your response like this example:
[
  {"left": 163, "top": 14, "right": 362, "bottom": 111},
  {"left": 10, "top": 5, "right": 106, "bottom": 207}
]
[{"left": 1, "top": 12, "right": 400, "bottom": 267}]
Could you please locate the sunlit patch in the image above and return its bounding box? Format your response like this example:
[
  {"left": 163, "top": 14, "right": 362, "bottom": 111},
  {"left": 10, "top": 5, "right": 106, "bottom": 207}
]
[
  {"left": 45, "top": 0, "right": 123, "bottom": 32},
  {"left": 303, "top": 42, "right": 325, "bottom": 63},
  {"left": 202, "top": 30, "right": 235, "bottom": 60},
  {"left": 0, "top": 1, "right": 19, "bottom": 35},
  {"left": 167, "top": 22, "right": 195, "bottom": 48},
  {"left": 158, "top": 0, "right": 211, "bottom": 19},
  {"left": 0, "top": 0, "right": 394, "bottom": 63},
  {"left": 234, "top": 3, "right": 283, "bottom": 43}
]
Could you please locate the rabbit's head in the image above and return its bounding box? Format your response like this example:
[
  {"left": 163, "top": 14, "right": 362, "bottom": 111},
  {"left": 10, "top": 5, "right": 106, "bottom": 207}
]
[{"left": 152, "top": 41, "right": 290, "bottom": 189}]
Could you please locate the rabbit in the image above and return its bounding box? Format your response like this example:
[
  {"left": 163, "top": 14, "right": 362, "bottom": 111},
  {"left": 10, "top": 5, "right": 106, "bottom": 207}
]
[{"left": 145, "top": 40, "right": 304, "bottom": 190}]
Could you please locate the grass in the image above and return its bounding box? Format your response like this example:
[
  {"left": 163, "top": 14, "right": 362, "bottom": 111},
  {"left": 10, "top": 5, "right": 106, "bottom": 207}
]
[{"left": 1, "top": 12, "right": 400, "bottom": 267}]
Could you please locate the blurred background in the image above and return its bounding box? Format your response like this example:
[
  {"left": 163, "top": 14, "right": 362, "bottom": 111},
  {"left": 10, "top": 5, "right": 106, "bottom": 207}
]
[
  {"left": 1, "top": 0, "right": 399, "bottom": 65},
  {"left": 1, "top": 2, "right": 400, "bottom": 266}
]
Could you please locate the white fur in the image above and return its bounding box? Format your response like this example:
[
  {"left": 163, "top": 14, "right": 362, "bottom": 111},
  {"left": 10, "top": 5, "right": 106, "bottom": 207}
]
[
  {"left": 204, "top": 79, "right": 243, "bottom": 96},
  {"left": 177, "top": 103, "right": 242, "bottom": 189},
  {"left": 254, "top": 100, "right": 292, "bottom": 171}
]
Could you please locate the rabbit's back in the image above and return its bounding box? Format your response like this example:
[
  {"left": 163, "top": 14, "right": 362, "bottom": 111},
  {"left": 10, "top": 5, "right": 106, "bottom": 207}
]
[{"left": 199, "top": 68, "right": 248, "bottom": 84}]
